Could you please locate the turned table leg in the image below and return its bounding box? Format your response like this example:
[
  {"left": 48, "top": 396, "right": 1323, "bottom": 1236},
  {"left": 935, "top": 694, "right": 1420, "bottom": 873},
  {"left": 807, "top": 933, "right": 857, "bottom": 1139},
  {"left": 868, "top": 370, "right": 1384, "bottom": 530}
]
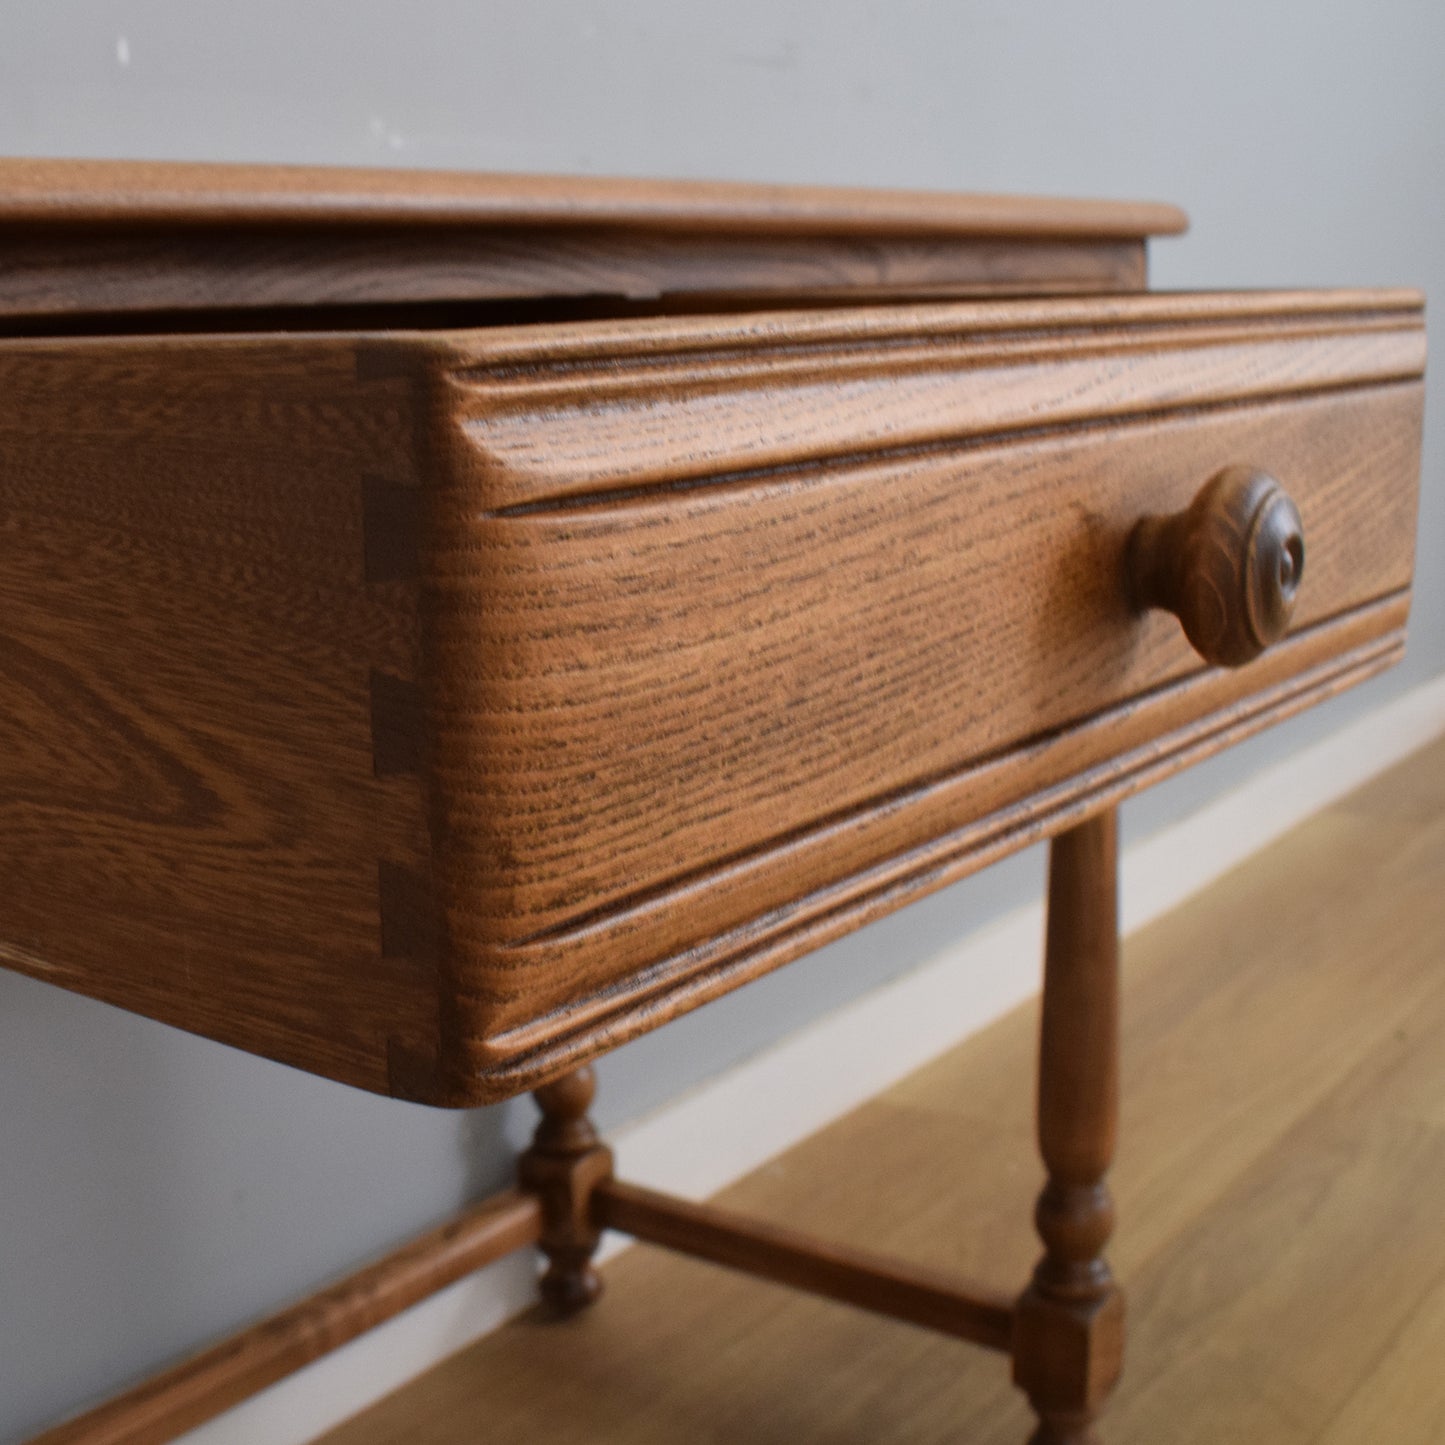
[
  {"left": 518, "top": 1064, "right": 614, "bottom": 1312},
  {"left": 1014, "top": 810, "right": 1125, "bottom": 1444}
]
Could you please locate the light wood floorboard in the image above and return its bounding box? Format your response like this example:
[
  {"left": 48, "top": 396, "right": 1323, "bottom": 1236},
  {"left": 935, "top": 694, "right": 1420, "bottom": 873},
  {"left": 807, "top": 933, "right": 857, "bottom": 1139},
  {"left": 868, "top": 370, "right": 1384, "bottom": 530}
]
[{"left": 318, "top": 734, "right": 1445, "bottom": 1444}]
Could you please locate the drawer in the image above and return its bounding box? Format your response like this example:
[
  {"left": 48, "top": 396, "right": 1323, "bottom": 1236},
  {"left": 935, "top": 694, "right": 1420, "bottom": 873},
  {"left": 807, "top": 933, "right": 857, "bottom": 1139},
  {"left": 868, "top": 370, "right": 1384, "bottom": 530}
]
[{"left": 0, "top": 290, "right": 1424, "bottom": 1103}]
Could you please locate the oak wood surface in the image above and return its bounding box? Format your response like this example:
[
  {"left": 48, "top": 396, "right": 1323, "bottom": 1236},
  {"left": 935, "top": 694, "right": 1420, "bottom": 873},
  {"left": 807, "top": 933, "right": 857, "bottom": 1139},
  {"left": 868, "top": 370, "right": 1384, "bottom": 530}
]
[
  {"left": 420, "top": 291, "right": 1423, "bottom": 1094},
  {"left": 0, "top": 228, "right": 1150, "bottom": 324},
  {"left": 314, "top": 734, "right": 1445, "bottom": 1445},
  {"left": 467, "top": 609, "right": 1405, "bottom": 1099},
  {"left": 592, "top": 1179, "right": 1015, "bottom": 1353},
  {"left": 435, "top": 289, "right": 1424, "bottom": 510},
  {"left": 0, "top": 158, "right": 1187, "bottom": 236},
  {"left": 0, "top": 160, "right": 1177, "bottom": 320},
  {"left": 519, "top": 1067, "right": 613, "bottom": 1314},
  {"left": 1014, "top": 813, "right": 1123, "bottom": 1443},
  {"left": 436, "top": 392, "right": 1416, "bottom": 948},
  {"left": 0, "top": 336, "right": 437, "bottom": 1098},
  {"left": 0, "top": 288, "right": 1423, "bottom": 1104}
]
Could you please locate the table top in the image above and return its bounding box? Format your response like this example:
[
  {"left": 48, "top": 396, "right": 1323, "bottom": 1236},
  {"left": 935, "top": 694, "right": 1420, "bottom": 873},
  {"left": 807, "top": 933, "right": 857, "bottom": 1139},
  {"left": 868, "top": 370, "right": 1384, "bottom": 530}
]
[
  {"left": 0, "top": 160, "right": 1187, "bottom": 325},
  {"left": 0, "top": 157, "right": 1187, "bottom": 238}
]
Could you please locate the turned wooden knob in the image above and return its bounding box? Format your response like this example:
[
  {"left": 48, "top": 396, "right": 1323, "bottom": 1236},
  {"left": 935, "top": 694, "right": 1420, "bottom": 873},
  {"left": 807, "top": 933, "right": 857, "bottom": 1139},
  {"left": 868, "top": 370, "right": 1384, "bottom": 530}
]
[{"left": 1126, "top": 466, "right": 1305, "bottom": 667}]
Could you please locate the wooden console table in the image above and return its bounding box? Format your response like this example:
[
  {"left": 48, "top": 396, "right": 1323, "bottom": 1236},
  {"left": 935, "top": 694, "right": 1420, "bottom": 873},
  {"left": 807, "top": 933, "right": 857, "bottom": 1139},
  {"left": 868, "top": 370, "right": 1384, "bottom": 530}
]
[{"left": 1, "top": 160, "right": 1424, "bottom": 1444}]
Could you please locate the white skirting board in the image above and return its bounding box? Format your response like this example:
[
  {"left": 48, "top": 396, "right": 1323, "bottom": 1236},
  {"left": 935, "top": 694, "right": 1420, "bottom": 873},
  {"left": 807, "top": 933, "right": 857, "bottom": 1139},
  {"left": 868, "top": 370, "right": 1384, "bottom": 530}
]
[{"left": 179, "top": 673, "right": 1445, "bottom": 1445}]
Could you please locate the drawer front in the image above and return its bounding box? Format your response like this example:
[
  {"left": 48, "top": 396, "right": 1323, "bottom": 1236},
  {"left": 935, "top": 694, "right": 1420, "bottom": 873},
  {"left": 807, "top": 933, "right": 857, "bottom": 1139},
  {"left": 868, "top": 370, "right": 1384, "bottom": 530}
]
[{"left": 422, "top": 291, "right": 1425, "bottom": 1092}]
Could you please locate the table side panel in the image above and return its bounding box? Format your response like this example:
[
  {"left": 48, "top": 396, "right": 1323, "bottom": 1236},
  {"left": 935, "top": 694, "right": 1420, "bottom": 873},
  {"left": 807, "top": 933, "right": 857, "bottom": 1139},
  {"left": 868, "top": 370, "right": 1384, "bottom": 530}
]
[{"left": 0, "top": 337, "right": 439, "bottom": 1097}]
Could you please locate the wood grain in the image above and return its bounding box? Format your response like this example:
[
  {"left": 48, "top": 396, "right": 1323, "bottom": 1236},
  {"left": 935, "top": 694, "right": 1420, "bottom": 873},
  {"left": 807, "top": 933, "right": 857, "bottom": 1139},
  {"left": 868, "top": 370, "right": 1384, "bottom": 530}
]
[
  {"left": 311, "top": 734, "right": 1445, "bottom": 1445},
  {"left": 0, "top": 335, "right": 437, "bottom": 1098},
  {"left": 0, "top": 159, "right": 1180, "bottom": 320},
  {"left": 1014, "top": 813, "right": 1124, "bottom": 1443},
  {"left": 594, "top": 1179, "right": 1015, "bottom": 1352},
  {"left": 519, "top": 1067, "right": 613, "bottom": 1314},
  {"left": 0, "top": 228, "right": 1150, "bottom": 323},
  {"left": 416, "top": 291, "right": 1423, "bottom": 1096},
  {"left": 467, "top": 606, "right": 1406, "bottom": 1099},
  {"left": 0, "top": 286, "right": 1422, "bottom": 1105},
  {"left": 0, "top": 158, "right": 1187, "bottom": 236},
  {"left": 433, "top": 402, "right": 1416, "bottom": 941},
  {"left": 438, "top": 290, "right": 1424, "bottom": 509}
]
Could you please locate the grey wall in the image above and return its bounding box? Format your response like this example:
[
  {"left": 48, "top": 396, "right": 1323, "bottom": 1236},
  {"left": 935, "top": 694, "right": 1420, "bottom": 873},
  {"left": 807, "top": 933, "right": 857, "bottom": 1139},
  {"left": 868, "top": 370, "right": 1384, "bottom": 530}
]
[{"left": 1, "top": 3, "right": 1441, "bottom": 1438}]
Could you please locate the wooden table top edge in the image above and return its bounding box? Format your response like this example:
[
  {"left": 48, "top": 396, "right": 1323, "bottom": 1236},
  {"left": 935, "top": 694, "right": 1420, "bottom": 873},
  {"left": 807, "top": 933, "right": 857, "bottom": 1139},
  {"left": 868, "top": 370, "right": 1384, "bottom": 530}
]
[{"left": 0, "top": 156, "right": 1189, "bottom": 239}]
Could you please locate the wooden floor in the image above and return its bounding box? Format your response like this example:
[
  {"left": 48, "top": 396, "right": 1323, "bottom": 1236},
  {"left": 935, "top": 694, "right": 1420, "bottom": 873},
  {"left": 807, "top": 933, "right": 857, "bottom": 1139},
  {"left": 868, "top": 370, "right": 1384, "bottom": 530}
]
[{"left": 319, "top": 735, "right": 1445, "bottom": 1445}]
